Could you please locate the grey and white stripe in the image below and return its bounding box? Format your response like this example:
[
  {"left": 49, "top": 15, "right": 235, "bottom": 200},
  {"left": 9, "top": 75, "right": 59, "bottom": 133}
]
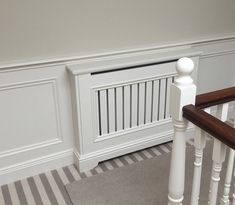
[{"left": 0, "top": 140, "right": 193, "bottom": 205}]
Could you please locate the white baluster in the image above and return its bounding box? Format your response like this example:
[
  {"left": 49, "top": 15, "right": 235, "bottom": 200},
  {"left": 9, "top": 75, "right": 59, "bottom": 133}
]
[
  {"left": 230, "top": 102, "right": 235, "bottom": 205},
  {"left": 209, "top": 139, "right": 226, "bottom": 205},
  {"left": 168, "top": 57, "right": 196, "bottom": 205},
  {"left": 217, "top": 103, "right": 229, "bottom": 123},
  {"left": 204, "top": 108, "right": 212, "bottom": 140},
  {"left": 217, "top": 103, "right": 234, "bottom": 205},
  {"left": 221, "top": 149, "right": 235, "bottom": 205},
  {"left": 204, "top": 108, "right": 214, "bottom": 204},
  {"left": 208, "top": 103, "right": 228, "bottom": 205},
  {"left": 232, "top": 165, "right": 235, "bottom": 205},
  {"left": 190, "top": 127, "right": 206, "bottom": 205}
]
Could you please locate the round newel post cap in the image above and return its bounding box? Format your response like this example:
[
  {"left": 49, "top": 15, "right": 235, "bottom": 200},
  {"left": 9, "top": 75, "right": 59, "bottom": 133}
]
[
  {"left": 176, "top": 57, "right": 194, "bottom": 76},
  {"left": 175, "top": 57, "right": 194, "bottom": 85}
]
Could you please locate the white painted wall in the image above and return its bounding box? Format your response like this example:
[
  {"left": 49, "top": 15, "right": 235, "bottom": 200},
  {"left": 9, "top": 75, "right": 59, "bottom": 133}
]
[
  {"left": 196, "top": 53, "right": 235, "bottom": 94},
  {"left": 193, "top": 40, "right": 235, "bottom": 94},
  {"left": 1, "top": 0, "right": 235, "bottom": 67}
]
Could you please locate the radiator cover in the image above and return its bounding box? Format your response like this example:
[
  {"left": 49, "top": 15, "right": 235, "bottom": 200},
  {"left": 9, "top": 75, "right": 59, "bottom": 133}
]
[{"left": 67, "top": 48, "right": 200, "bottom": 171}]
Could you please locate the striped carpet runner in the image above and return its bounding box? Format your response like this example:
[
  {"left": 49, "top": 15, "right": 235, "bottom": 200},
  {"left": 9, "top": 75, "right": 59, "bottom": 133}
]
[{"left": 0, "top": 139, "right": 193, "bottom": 205}]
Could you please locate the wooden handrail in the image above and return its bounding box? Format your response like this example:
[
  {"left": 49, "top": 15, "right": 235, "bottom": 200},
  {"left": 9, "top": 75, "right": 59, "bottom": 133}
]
[
  {"left": 196, "top": 87, "right": 235, "bottom": 109},
  {"left": 183, "top": 104, "right": 235, "bottom": 150}
]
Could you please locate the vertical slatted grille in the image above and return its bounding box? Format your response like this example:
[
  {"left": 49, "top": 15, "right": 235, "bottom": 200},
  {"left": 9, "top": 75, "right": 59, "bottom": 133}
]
[{"left": 96, "top": 76, "right": 175, "bottom": 136}]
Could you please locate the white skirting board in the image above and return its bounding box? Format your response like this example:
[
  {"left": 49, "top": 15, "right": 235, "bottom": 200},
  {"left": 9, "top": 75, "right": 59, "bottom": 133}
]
[{"left": 0, "top": 149, "right": 74, "bottom": 186}]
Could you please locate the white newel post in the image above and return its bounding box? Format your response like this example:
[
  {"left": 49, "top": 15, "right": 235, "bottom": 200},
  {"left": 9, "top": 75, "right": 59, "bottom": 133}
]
[{"left": 168, "top": 57, "right": 196, "bottom": 205}]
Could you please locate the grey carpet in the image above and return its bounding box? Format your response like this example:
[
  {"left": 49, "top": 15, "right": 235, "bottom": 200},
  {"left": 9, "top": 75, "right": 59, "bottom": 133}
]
[
  {"left": 0, "top": 141, "right": 174, "bottom": 205},
  {"left": 66, "top": 141, "right": 232, "bottom": 205}
]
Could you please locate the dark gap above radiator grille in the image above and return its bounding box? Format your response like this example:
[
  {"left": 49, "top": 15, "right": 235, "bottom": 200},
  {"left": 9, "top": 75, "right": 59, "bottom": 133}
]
[{"left": 91, "top": 59, "right": 178, "bottom": 75}]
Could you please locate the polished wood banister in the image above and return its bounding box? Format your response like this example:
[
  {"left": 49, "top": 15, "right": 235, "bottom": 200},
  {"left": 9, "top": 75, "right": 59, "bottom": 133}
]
[
  {"left": 196, "top": 87, "right": 235, "bottom": 109},
  {"left": 183, "top": 104, "right": 235, "bottom": 150}
]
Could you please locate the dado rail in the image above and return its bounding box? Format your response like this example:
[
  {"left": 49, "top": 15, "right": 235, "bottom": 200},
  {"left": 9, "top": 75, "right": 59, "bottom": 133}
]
[{"left": 168, "top": 57, "right": 235, "bottom": 205}]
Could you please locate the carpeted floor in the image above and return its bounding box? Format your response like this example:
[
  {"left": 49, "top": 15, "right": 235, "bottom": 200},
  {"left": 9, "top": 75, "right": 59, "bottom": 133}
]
[
  {"left": 0, "top": 140, "right": 177, "bottom": 205},
  {"left": 66, "top": 140, "right": 231, "bottom": 205}
]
